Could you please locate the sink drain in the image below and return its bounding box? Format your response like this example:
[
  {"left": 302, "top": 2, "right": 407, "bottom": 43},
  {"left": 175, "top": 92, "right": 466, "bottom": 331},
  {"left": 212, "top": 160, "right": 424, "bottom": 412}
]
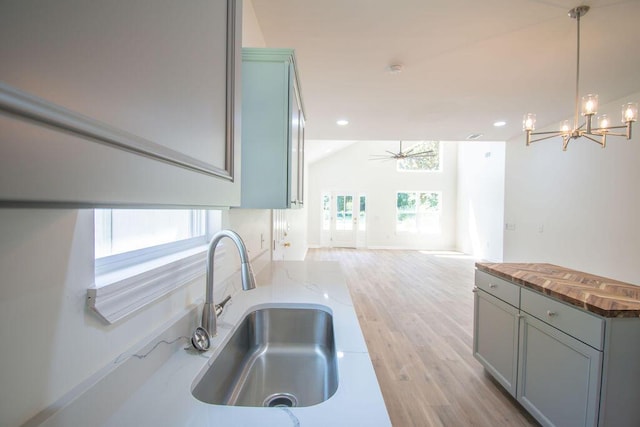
[{"left": 263, "top": 393, "right": 298, "bottom": 408}]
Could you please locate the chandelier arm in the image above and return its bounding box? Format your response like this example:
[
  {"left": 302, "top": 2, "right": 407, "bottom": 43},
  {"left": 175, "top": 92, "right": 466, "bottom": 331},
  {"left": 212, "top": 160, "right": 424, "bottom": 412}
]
[
  {"left": 594, "top": 131, "right": 628, "bottom": 138},
  {"left": 528, "top": 132, "right": 566, "bottom": 144},
  {"left": 581, "top": 134, "right": 605, "bottom": 146},
  {"left": 590, "top": 124, "right": 630, "bottom": 138},
  {"left": 593, "top": 125, "right": 628, "bottom": 131},
  {"left": 530, "top": 130, "right": 568, "bottom": 136}
]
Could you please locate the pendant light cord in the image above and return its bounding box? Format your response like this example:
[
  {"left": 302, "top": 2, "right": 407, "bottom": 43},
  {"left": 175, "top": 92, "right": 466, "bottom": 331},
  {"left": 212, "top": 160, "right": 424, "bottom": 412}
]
[{"left": 573, "top": 12, "right": 581, "bottom": 130}]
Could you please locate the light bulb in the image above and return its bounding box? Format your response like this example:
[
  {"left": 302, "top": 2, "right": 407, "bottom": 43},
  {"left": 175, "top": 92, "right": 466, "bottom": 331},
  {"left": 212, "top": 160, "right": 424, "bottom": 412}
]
[
  {"left": 598, "top": 114, "right": 610, "bottom": 130},
  {"left": 523, "top": 113, "right": 536, "bottom": 131},
  {"left": 622, "top": 102, "right": 638, "bottom": 123},
  {"left": 582, "top": 94, "right": 598, "bottom": 116},
  {"left": 561, "top": 120, "right": 571, "bottom": 133}
]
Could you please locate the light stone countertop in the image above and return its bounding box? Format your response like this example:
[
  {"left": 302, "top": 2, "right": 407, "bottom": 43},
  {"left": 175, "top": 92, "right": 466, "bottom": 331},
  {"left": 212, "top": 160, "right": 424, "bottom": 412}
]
[{"left": 100, "top": 261, "right": 391, "bottom": 427}]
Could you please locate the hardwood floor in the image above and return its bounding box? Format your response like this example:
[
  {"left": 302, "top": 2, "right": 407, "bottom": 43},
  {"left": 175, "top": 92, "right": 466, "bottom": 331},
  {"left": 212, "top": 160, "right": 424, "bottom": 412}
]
[{"left": 305, "top": 248, "right": 539, "bottom": 427}]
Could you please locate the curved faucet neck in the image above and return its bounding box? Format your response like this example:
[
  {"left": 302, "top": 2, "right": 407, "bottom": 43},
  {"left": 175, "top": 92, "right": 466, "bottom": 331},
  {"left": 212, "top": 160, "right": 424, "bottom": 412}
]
[{"left": 205, "top": 230, "right": 255, "bottom": 303}]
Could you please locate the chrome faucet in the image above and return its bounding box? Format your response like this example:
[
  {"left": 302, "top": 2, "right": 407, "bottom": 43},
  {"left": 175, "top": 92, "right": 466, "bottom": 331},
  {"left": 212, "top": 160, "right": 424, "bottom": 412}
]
[{"left": 201, "top": 230, "right": 256, "bottom": 340}]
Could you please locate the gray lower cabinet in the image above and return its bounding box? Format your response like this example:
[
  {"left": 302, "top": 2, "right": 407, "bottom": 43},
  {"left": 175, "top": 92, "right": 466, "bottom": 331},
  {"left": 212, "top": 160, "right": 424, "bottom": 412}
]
[
  {"left": 474, "top": 270, "right": 640, "bottom": 427},
  {"left": 473, "top": 289, "right": 519, "bottom": 397},
  {"left": 518, "top": 313, "right": 602, "bottom": 427}
]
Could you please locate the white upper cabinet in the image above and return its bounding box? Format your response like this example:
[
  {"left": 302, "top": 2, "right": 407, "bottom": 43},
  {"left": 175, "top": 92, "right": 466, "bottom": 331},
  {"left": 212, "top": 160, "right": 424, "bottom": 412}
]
[
  {"left": 0, "top": 0, "right": 242, "bottom": 207},
  {"left": 240, "top": 48, "right": 305, "bottom": 209}
]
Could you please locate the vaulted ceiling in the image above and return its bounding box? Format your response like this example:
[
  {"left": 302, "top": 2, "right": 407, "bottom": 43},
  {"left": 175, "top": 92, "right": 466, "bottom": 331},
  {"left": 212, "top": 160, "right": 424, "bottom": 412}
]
[{"left": 251, "top": 0, "right": 640, "bottom": 144}]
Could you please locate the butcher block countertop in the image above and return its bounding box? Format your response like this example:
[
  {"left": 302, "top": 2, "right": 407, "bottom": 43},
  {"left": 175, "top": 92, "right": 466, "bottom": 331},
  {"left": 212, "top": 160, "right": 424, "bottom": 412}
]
[{"left": 475, "top": 262, "right": 640, "bottom": 318}]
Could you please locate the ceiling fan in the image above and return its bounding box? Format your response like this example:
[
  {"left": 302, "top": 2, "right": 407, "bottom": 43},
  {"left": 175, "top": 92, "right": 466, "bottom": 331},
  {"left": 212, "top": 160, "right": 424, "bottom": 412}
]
[{"left": 369, "top": 141, "right": 435, "bottom": 161}]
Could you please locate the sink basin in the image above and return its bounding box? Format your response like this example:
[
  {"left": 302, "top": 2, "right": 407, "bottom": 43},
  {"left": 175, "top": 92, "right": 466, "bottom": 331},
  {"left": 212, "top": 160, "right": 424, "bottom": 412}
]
[{"left": 191, "top": 306, "right": 338, "bottom": 407}]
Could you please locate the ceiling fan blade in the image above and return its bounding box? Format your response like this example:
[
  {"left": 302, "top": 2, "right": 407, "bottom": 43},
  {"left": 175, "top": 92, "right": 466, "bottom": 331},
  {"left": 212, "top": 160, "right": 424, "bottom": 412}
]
[
  {"left": 408, "top": 150, "right": 436, "bottom": 157},
  {"left": 368, "top": 157, "right": 395, "bottom": 161}
]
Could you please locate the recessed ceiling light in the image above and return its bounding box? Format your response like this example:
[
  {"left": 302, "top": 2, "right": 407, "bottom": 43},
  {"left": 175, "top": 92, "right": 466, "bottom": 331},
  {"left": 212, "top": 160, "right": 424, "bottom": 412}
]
[
  {"left": 493, "top": 121, "right": 507, "bottom": 127},
  {"left": 388, "top": 64, "right": 403, "bottom": 74},
  {"left": 336, "top": 119, "right": 349, "bottom": 126}
]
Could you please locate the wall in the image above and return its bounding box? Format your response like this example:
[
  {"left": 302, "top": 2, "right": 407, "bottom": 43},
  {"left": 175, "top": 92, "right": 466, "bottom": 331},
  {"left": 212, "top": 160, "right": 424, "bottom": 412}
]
[
  {"left": 456, "top": 141, "right": 505, "bottom": 261},
  {"left": 307, "top": 140, "right": 459, "bottom": 250},
  {"left": 0, "top": 2, "right": 272, "bottom": 426},
  {"left": 503, "top": 91, "right": 640, "bottom": 284}
]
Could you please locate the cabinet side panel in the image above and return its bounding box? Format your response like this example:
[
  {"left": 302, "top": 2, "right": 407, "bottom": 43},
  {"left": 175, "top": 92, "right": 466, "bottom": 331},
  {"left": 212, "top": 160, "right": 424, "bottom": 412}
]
[{"left": 599, "top": 318, "right": 640, "bottom": 427}]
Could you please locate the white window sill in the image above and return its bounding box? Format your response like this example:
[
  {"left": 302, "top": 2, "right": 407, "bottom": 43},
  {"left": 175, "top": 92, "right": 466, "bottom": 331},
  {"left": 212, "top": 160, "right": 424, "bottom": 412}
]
[{"left": 87, "top": 245, "right": 211, "bottom": 324}]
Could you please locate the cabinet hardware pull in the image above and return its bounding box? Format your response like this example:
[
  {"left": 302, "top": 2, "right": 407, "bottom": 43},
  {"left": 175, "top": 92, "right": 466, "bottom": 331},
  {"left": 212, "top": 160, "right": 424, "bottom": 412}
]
[
  {"left": 546, "top": 310, "right": 557, "bottom": 317},
  {"left": 489, "top": 284, "right": 497, "bottom": 288},
  {"left": 472, "top": 288, "right": 478, "bottom": 293}
]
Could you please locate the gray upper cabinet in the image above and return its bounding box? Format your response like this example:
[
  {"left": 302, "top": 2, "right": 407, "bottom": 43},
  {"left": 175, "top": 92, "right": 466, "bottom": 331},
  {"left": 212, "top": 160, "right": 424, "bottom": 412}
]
[
  {"left": 240, "top": 48, "right": 305, "bottom": 209},
  {"left": 0, "top": 0, "right": 242, "bottom": 207}
]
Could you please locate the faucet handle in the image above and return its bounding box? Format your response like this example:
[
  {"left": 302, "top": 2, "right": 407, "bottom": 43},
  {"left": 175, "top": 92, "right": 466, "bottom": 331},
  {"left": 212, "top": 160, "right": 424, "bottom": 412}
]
[{"left": 215, "top": 295, "right": 232, "bottom": 317}]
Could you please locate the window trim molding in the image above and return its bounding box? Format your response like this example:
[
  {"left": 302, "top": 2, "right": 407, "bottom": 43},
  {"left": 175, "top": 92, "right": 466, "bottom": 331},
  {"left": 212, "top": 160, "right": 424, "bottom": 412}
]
[
  {"left": 88, "top": 209, "right": 224, "bottom": 324},
  {"left": 88, "top": 245, "right": 211, "bottom": 324}
]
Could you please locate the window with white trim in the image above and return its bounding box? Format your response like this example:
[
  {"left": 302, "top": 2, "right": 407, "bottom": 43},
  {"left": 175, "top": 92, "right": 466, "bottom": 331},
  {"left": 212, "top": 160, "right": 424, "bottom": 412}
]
[
  {"left": 397, "top": 141, "right": 441, "bottom": 172},
  {"left": 396, "top": 191, "right": 441, "bottom": 233},
  {"left": 90, "top": 209, "right": 221, "bottom": 324}
]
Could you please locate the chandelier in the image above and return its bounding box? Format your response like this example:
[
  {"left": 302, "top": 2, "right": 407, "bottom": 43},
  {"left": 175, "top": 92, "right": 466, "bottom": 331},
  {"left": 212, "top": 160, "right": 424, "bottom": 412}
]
[{"left": 523, "top": 5, "right": 638, "bottom": 150}]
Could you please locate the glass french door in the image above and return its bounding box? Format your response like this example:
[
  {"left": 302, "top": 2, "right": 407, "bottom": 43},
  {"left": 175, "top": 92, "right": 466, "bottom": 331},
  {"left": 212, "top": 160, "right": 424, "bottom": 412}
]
[{"left": 324, "top": 192, "right": 366, "bottom": 248}]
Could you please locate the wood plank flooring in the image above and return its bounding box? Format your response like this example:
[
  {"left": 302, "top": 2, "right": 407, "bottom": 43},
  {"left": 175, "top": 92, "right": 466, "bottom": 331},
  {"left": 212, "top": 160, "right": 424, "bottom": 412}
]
[{"left": 305, "top": 248, "right": 539, "bottom": 427}]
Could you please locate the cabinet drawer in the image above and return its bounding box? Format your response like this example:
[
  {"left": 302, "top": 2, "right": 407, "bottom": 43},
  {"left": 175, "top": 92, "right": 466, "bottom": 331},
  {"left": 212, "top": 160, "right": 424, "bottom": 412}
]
[
  {"left": 521, "top": 288, "right": 604, "bottom": 350},
  {"left": 475, "top": 270, "right": 520, "bottom": 307}
]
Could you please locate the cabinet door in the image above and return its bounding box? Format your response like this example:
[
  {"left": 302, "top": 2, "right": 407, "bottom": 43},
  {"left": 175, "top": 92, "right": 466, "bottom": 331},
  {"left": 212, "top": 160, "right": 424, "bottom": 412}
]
[
  {"left": 517, "top": 314, "right": 602, "bottom": 427},
  {"left": 473, "top": 289, "right": 520, "bottom": 397},
  {"left": 240, "top": 48, "right": 305, "bottom": 209},
  {"left": 0, "top": 0, "right": 241, "bottom": 207}
]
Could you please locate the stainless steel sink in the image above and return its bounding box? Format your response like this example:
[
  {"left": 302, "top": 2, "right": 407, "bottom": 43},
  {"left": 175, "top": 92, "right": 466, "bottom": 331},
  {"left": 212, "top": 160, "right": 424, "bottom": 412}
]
[{"left": 191, "top": 306, "right": 338, "bottom": 407}]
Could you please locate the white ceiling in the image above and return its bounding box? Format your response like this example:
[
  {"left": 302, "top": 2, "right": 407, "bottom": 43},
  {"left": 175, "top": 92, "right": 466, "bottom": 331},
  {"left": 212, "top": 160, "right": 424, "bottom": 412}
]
[{"left": 251, "top": 0, "right": 640, "bottom": 147}]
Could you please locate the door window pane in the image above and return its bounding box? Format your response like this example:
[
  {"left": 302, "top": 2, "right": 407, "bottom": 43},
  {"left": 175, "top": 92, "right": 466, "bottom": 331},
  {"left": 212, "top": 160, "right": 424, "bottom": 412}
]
[
  {"left": 359, "top": 195, "right": 366, "bottom": 231},
  {"left": 336, "top": 195, "right": 353, "bottom": 231}
]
